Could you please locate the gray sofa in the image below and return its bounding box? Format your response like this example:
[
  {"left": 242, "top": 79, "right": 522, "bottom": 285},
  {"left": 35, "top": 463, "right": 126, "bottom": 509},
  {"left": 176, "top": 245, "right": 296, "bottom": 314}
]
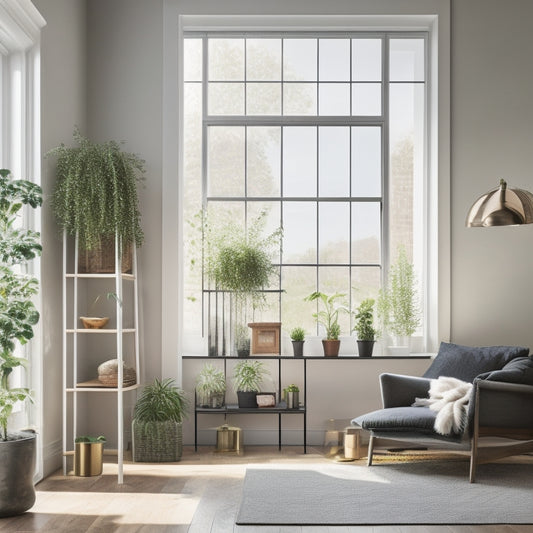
[{"left": 352, "top": 342, "right": 533, "bottom": 482}]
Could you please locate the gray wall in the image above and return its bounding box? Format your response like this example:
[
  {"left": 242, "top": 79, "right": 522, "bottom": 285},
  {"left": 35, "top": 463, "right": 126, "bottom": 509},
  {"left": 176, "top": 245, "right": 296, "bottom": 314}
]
[
  {"left": 35, "top": 0, "right": 87, "bottom": 477},
  {"left": 35, "top": 0, "right": 533, "bottom": 466},
  {"left": 451, "top": 0, "right": 533, "bottom": 347}
]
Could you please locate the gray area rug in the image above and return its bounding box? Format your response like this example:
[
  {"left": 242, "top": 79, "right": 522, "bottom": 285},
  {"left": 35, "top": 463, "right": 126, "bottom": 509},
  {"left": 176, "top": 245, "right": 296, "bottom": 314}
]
[{"left": 236, "top": 461, "right": 533, "bottom": 525}]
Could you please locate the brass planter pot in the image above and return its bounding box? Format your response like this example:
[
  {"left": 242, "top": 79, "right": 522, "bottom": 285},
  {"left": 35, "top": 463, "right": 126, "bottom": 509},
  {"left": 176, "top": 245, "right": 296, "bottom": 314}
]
[{"left": 74, "top": 442, "right": 104, "bottom": 476}]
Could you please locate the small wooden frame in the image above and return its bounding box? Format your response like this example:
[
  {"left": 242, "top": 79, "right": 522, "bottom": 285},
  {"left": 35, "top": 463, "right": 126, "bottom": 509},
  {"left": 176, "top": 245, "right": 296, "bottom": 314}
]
[{"left": 248, "top": 322, "right": 281, "bottom": 355}]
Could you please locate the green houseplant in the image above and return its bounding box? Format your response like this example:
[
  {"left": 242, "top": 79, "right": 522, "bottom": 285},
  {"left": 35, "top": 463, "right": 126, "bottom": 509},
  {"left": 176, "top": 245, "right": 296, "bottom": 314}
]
[
  {"left": 290, "top": 327, "right": 305, "bottom": 357},
  {"left": 377, "top": 246, "right": 421, "bottom": 354},
  {"left": 0, "top": 168, "right": 42, "bottom": 517},
  {"left": 74, "top": 435, "right": 106, "bottom": 477},
  {"left": 48, "top": 129, "right": 145, "bottom": 272},
  {"left": 305, "top": 291, "right": 347, "bottom": 357},
  {"left": 233, "top": 360, "right": 269, "bottom": 408},
  {"left": 132, "top": 378, "right": 189, "bottom": 462},
  {"left": 353, "top": 298, "right": 378, "bottom": 358},
  {"left": 195, "top": 363, "right": 226, "bottom": 408},
  {"left": 283, "top": 384, "right": 300, "bottom": 409}
]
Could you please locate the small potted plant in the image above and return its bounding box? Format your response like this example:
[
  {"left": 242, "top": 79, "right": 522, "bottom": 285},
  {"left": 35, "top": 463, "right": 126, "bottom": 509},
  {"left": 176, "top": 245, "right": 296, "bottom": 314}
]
[
  {"left": 283, "top": 384, "right": 300, "bottom": 409},
  {"left": 74, "top": 435, "right": 106, "bottom": 477},
  {"left": 377, "top": 246, "right": 421, "bottom": 354},
  {"left": 132, "top": 378, "right": 189, "bottom": 462},
  {"left": 195, "top": 363, "right": 226, "bottom": 408},
  {"left": 353, "top": 298, "right": 378, "bottom": 357},
  {"left": 233, "top": 360, "right": 269, "bottom": 408},
  {"left": 290, "top": 327, "right": 305, "bottom": 357},
  {"left": 305, "top": 291, "right": 347, "bottom": 357}
]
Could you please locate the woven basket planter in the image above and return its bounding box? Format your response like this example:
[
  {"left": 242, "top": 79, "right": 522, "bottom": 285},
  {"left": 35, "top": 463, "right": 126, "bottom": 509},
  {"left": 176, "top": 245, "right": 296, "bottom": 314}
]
[
  {"left": 132, "top": 420, "right": 183, "bottom": 462},
  {"left": 78, "top": 237, "right": 133, "bottom": 274}
]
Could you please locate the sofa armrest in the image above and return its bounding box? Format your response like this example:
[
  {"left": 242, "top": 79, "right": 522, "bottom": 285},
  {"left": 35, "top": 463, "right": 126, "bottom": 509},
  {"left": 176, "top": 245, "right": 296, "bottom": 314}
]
[{"left": 380, "top": 373, "right": 432, "bottom": 408}]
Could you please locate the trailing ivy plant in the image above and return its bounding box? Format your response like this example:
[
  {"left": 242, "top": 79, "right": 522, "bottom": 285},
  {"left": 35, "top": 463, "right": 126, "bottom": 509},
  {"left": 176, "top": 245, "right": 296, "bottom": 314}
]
[
  {"left": 377, "top": 246, "right": 421, "bottom": 338},
  {"left": 0, "top": 169, "right": 42, "bottom": 441},
  {"left": 48, "top": 129, "right": 145, "bottom": 251}
]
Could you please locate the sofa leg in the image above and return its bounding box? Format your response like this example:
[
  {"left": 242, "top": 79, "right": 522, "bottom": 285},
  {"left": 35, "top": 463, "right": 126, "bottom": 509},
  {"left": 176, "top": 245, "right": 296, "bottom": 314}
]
[
  {"left": 469, "top": 446, "right": 477, "bottom": 483},
  {"left": 367, "top": 435, "right": 375, "bottom": 466}
]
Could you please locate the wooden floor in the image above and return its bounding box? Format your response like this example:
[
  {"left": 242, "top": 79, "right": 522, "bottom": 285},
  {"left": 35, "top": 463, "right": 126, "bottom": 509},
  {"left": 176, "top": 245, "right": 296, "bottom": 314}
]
[{"left": 0, "top": 446, "right": 532, "bottom": 533}]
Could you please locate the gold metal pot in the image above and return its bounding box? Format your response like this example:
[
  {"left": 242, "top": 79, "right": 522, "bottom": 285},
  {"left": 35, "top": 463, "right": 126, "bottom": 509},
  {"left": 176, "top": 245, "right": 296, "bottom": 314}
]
[{"left": 74, "top": 442, "right": 104, "bottom": 476}]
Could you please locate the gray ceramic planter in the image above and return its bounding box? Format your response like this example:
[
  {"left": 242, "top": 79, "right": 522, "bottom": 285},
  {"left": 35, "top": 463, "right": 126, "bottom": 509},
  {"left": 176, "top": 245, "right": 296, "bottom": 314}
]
[{"left": 0, "top": 431, "right": 36, "bottom": 517}]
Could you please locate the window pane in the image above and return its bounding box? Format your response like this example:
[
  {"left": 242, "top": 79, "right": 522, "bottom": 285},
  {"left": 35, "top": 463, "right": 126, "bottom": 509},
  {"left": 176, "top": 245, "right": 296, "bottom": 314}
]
[
  {"left": 319, "top": 39, "right": 350, "bottom": 81},
  {"left": 283, "top": 127, "right": 317, "bottom": 197},
  {"left": 247, "top": 127, "right": 281, "bottom": 197},
  {"left": 318, "top": 266, "right": 350, "bottom": 335},
  {"left": 390, "top": 38, "right": 425, "bottom": 82},
  {"left": 352, "top": 83, "right": 381, "bottom": 115},
  {"left": 352, "top": 202, "right": 381, "bottom": 264},
  {"left": 246, "top": 83, "right": 281, "bottom": 115},
  {"left": 319, "top": 127, "right": 349, "bottom": 197},
  {"left": 351, "top": 266, "right": 381, "bottom": 308},
  {"left": 184, "top": 38, "right": 202, "bottom": 81},
  {"left": 352, "top": 127, "right": 381, "bottom": 197},
  {"left": 352, "top": 39, "right": 382, "bottom": 81},
  {"left": 246, "top": 38, "right": 281, "bottom": 81},
  {"left": 207, "top": 126, "right": 245, "bottom": 197},
  {"left": 247, "top": 201, "right": 282, "bottom": 264},
  {"left": 283, "top": 38, "right": 317, "bottom": 81},
  {"left": 282, "top": 202, "right": 316, "bottom": 264},
  {"left": 283, "top": 83, "right": 317, "bottom": 115},
  {"left": 281, "top": 266, "right": 317, "bottom": 333},
  {"left": 208, "top": 83, "right": 244, "bottom": 115},
  {"left": 319, "top": 202, "right": 350, "bottom": 264},
  {"left": 208, "top": 38, "right": 244, "bottom": 81},
  {"left": 389, "top": 83, "right": 425, "bottom": 262},
  {"left": 318, "top": 83, "right": 350, "bottom": 116}
]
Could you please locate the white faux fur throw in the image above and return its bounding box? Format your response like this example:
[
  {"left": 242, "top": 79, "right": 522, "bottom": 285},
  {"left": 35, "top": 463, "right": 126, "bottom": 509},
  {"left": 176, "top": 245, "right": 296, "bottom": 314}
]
[{"left": 413, "top": 376, "right": 473, "bottom": 436}]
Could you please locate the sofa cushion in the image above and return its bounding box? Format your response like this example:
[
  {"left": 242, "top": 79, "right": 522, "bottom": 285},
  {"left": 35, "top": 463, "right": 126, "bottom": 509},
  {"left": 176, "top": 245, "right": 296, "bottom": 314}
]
[
  {"left": 423, "top": 342, "right": 529, "bottom": 383},
  {"left": 476, "top": 356, "right": 533, "bottom": 385},
  {"left": 352, "top": 406, "right": 436, "bottom": 433}
]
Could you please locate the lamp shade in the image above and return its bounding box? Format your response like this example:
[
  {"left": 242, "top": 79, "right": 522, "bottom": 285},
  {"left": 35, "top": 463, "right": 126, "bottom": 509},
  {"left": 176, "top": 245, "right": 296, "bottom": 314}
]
[{"left": 466, "top": 179, "right": 533, "bottom": 227}]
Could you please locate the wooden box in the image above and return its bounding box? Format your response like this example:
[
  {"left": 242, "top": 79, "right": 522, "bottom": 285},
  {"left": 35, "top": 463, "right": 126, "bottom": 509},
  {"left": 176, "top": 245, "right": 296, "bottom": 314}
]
[{"left": 248, "top": 322, "right": 281, "bottom": 355}]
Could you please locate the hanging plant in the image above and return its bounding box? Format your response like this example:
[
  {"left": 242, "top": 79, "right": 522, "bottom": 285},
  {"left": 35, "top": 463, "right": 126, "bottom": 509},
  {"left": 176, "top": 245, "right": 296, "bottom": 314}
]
[{"left": 47, "top": 129, "right": 145, "bottom": 251}]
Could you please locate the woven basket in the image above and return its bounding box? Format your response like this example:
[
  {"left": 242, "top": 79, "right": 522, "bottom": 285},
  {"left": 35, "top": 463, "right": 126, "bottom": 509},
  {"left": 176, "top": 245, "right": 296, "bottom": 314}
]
[
  {"left": 78, "top": 237, "right": 133, "bottom": 274},
  {"left": 132, "top": 420, "right": 183, "bottom": 462}
]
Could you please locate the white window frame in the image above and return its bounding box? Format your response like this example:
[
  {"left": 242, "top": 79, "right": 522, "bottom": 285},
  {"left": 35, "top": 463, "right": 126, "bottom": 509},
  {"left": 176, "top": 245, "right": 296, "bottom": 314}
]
[
  {"left": 0, "top": 0, "right": 46, "bottom": 482},
  {"left": 162, "top": 4, "right": 450, "bottom": 382}
]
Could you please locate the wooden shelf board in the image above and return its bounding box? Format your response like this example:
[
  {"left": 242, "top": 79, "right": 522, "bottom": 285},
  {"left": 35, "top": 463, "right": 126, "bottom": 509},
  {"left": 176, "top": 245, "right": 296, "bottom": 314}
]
[
  {"left": 68, "top": 380, "right": 140, "bottom": 392},
  {"left": 66, "top": 273, "right": 135, "bottom": 280},
  {"left": 66, "top": 328, "right": 136, "bottom": 334}
]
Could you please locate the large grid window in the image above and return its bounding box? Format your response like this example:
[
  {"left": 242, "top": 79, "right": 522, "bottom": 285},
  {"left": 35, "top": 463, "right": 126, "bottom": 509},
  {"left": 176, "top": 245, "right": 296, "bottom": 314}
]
[{"left": 183, "top": 33, "right": 426, "bottom": 347}]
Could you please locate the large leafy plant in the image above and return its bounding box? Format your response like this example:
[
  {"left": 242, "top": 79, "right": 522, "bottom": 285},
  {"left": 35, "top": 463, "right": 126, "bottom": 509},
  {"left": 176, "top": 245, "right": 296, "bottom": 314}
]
[
  {"left": 353, "top": 298, "right": 378, "bottom": 341},
  {"left": 0, "top": 169, "right": 42, "bottom": 441},
  {"left": 233, "top": 360, "right": 268, "bottom": 393},
  {"left": 48, "top": 129, "right": 145, "bottom": 251}
]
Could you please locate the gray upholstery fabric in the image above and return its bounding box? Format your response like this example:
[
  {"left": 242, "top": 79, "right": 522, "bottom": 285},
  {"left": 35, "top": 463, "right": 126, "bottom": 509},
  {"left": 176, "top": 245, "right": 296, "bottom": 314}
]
[
  {"left": 379, "top": 373, "right": 432, "bottom": 408},
  {"left": 353, "top": 406, "right": 436, "bottom": 433},
  {"left": 476, "top": 356, "right": 533, "bottom": 385},
  {"left": 422, "top": 342, "right": 528, "bottom": 383}
]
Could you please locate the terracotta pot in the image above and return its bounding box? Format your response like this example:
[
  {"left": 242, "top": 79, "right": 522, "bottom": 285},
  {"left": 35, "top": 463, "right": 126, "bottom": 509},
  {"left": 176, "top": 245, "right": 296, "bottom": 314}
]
[{"left": 322, "top": 339, "right": 340, "bottom": 357}]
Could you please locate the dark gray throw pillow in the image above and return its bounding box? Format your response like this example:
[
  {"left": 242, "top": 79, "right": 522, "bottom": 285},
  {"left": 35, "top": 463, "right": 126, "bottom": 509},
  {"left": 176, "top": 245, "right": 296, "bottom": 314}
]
[
  {"left": 423, "top": 342, "right": 529, "bottom": 383},
  {"left": 476, "top": 356, "right": 533, "bottom": 385}
]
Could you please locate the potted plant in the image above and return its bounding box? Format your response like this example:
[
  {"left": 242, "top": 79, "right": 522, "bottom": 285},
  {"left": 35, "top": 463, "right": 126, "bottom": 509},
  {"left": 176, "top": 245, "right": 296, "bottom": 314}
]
[
  {"left": 290, "top": 327, "right": 305, "bottom": 357},
  {"left": 353, "top": 298, "right": 378, "bottom": 357},
  {"left": 195, "top": 363, "right": 226, "bottom": 408},
  {"left": 283, "top": 384, "right": 300, "bottom": 409},
  {"left": 233, "top": 360, "right": 268, "bottom": 408},
  {"left": 48, "top": 129, "right": 145, "bottom": 273},
  {"left": 377, "top": 246, "right": 421, "bottom": 354},
  {"left": 305, "top": 291, "right": 347, "bottom": 357},
  {"left": 74, "top": 435, "right": 106, "bottom": 477},
  {"left": 132, "top": 378, "right": 189, "bottom": 462},
  {"left": 0, "top": 168, "right": 41, "bottom": 517}
]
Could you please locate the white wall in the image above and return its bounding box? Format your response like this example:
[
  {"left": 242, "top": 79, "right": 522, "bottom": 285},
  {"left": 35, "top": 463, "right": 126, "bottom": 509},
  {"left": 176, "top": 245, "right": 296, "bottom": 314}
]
[
  {"left": 451, "top": 0, "right": 533, "bottom": 348},
  {"left": 35, "top": 0, "right": 87, "bottom": 477}
]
